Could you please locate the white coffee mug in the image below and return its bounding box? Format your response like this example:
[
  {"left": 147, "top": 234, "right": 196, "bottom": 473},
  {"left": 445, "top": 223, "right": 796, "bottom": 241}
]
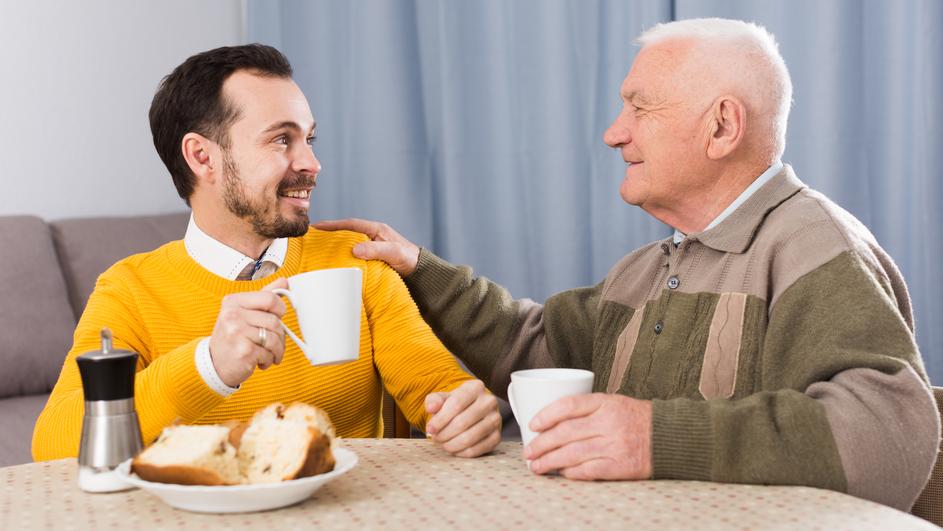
[
  {"left": 507, "top": 368, "right": 595, "bottom": 447},
  {"left": 271, "top": 267, "right": 363, "bottom": 366}
]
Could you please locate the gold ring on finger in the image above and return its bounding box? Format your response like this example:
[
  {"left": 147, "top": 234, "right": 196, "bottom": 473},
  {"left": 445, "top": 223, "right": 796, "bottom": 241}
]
[{"left": 256, "top": 326, "right": 267, "bottom": 348}]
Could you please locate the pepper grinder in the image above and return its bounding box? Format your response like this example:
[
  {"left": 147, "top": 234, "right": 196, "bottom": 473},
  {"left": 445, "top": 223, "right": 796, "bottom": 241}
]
[{"left": 76, "top": 328, "right": 143, "bottom": 492}]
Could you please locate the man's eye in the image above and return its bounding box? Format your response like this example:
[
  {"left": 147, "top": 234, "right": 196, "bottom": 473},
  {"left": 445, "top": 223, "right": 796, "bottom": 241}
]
[
  {"left": 275, "top": 135, "right": 289, "bottom": 145},
  {"left": 306, "top": 135, "right": 317, "bottom": 146}
]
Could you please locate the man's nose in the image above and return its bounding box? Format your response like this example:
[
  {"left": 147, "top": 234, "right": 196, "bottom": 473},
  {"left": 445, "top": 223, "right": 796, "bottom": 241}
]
[
  {"left": 293, "top": 144, "right": 321, "bottom": 175},
  {"left": 603, "top": 112, "right": 630, "bottom": 148}
]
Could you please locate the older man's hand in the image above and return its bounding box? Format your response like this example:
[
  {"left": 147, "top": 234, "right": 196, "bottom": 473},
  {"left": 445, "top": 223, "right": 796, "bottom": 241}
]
[
  {"left": 425, "top": 379, "right": 502, "bottom": 458},
  {"left": 314, "top": 218, "right": 420, "bottom": 277},
  {"left": 523, "top": 393, "right": 652, "bottom": 480}
]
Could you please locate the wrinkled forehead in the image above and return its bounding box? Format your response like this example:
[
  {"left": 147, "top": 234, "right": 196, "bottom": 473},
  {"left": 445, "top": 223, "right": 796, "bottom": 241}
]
[
  {"left": 223, "top": 70, "right": 315, "bottom": 133},
  {"left": 621, "top": 39, "right": 698, "bottom": 100}
]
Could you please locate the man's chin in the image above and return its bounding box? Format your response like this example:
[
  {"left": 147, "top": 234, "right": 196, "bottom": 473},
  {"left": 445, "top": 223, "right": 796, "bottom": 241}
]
[
  {"left": 281, "top": 217, "right": 311, "bottom": 238},
  {"left": 619, "top": 183, "right": 645, "bottom": 207},
  {"left": 255, "top": 214, "right": 310, "bottom": 239}
]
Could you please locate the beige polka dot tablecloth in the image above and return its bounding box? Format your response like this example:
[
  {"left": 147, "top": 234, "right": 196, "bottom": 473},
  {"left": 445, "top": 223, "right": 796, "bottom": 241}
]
[{"left": 1, "top": 439, "right": 935, "bottom": 530}]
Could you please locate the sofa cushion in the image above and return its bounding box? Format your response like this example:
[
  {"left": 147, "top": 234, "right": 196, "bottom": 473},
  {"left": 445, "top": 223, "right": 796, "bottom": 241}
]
[
  {"left": 0, "top": 393, "right": 50, "bottom": 466},
  {"left": 0, "top": 216, "right": 76, "bottom": 398},
  {"left": 51, "top": 212, "right": 189, "bottom": 320}
]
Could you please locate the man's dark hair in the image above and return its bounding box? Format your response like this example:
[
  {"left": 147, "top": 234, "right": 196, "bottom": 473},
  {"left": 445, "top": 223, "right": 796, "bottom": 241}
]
[{"left": 149, "top": 44, "right": 293, "bottom": 204}]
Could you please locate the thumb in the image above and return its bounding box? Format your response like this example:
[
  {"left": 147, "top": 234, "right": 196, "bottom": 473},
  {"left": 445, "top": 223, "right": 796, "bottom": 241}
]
[
  {"left": 425, "top": 392, "right": 448, "bottom": 435},
  {"left": 353, "top": 241, "right": 399, "bottom": 261},
  {"left": 425, "top": 392, "right": 447, "bottom": 415},
  {"left": 262, "top": 277, "right": 289, "bottom": 291}
]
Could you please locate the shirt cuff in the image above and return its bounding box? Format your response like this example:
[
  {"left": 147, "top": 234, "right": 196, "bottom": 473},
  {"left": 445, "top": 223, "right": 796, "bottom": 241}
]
[{"left": 194, "top": 337, "right": 239, "bottom": 397}]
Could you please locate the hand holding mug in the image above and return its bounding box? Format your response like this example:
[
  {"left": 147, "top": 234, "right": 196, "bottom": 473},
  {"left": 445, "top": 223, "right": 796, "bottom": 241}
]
[
  {"left": 524, "top": 393, "right": 653, "bottom": 481},
  {"left": 208, "top": 280, "right": 288, "bottom": 388}
]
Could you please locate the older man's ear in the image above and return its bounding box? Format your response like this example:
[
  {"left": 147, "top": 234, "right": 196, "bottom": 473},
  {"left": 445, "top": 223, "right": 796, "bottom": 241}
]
[{"left": 705, "top": 96, "right": 746, "bottom": 160}]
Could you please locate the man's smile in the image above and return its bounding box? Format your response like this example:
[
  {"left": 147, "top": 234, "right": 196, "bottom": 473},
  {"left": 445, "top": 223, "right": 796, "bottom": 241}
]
[
  {"left": 280, "top": 189, "right": 311, "bottom": 199},
  {"left": 278, "top": 184, "right": 314, "bottom": 209}
]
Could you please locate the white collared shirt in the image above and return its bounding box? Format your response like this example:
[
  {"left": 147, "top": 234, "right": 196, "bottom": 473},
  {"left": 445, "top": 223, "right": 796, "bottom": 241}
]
[
  {"left": 183, "top": 215, "right": 288, "bottom": 280},
  {"left": 183, "top": 215, "right": 289, "bottom": 396},
  {"left": 673, "top": 160, "right": 784, "bottom": 245}
]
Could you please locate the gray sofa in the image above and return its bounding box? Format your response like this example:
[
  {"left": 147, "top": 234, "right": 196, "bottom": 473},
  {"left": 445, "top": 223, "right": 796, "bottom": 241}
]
[{"left": 0, "top": 212, "right": 189, "bottom": 466}]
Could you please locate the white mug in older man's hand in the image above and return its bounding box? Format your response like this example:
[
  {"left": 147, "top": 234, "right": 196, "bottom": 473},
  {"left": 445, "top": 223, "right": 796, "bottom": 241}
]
[
  {"left": 507, "top": 368, "right": 595, "bottom": 448},
  {"left": 271, "top": 268, "right": 362, "bottom": 366}
]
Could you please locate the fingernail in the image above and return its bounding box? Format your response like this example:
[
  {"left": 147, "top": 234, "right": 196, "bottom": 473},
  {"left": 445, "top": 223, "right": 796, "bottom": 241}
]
[
  {"left": 522, "top": 445, "right": 532, "bottom": 459},
  {"left": 352, "top": 243, "right": 365, "bottom": 257}
]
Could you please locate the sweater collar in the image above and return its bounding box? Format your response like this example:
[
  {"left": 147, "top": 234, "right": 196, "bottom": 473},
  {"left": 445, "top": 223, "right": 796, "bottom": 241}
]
[
  {"left": 685, "top": 164, "right": 806, "bottom": 254},
  {"left": 165, "top": 236, "right": 305, "bottom": 295},
  {"left": 183, "top": 215, "right": 288, "bottom": 280}
]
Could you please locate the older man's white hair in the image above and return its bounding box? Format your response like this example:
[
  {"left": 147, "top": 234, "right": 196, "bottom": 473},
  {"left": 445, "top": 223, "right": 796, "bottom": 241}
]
[{"left": 638, "top": 18, "right": 793, "bottom": 159}]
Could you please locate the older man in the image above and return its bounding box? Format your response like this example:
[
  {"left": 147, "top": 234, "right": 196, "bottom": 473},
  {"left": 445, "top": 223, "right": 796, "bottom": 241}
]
[
  {"left": 33, "top": 44, "right": 501, "bottom": 461},
  {"left": 317, "top": 18, "right": 939, "bottom": 509}
]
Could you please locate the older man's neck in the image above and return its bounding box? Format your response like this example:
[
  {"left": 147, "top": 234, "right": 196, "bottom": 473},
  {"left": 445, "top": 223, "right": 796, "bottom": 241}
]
[{"left": 654, "top": 160, "right": 772, "bottom": 235}]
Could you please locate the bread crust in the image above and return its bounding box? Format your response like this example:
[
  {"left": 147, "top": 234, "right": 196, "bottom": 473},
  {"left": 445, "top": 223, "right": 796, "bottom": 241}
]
[
  {"left": 294, "top": 428, "right": 336, "bottom": 478},
  {"left": 223, "top": 420, "right": 248, "bottom": 450},
  {"left": 131, "top": 461, "right": 232, "bottom": 486}
]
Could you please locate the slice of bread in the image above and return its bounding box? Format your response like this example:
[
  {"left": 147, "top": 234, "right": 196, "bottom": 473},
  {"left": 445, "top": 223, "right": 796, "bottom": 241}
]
[
  {"left": 130, "top": 402, "right": 336, "bottom": 486},
  {"left": 238, "top": 402, "right": 336, "bottom": 483},
  {"left": 131, "top": 425, "right": 242, "bottom": 486}
]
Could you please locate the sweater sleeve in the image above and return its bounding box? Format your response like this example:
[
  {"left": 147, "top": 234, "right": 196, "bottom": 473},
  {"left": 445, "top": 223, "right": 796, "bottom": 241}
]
[
  {"left": 364, "top": 257, "right": 474, "bottom": 430},
  {"left": 650, "top": 250, "right": 939, "bottom": 511},
  {"left": 404, "top": 249, "right": 601, "bottom": 398},
  {"left": 32, "top": 272, "right": 225, "bottom": 461}
]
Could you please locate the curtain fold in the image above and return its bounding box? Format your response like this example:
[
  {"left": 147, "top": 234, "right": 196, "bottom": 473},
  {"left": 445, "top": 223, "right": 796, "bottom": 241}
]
[{"left": 249, "top": 0, "right": 943, "bottom": 383}]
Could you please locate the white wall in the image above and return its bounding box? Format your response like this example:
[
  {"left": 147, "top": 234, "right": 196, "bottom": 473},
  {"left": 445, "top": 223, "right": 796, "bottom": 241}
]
[{"left": 0, "top": 0, "right": 244, "bottom": 220}]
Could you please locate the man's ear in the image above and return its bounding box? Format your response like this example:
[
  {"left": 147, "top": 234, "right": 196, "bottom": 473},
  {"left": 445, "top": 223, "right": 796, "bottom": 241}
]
[
  {"left": 705, "top": 96, "right": 746, "bottom": 160},
  {"left": 181, "top": 132, "right": 218, "bottom": 184}
]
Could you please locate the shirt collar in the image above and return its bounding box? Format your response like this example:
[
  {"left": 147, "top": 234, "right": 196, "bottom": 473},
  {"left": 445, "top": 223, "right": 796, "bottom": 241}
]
[
  {"left": 183, "top": 215, "right": 288, "bottom": 280},
  {"left": 680, "top": 163, "right": 805, "bottom": 253},
  {"left": 672, "top": 160, "right": 786, "bottom": 246}
]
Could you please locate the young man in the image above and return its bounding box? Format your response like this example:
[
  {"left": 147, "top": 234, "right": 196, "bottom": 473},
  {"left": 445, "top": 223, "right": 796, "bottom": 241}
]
[{"left": 33, "top": 44, "right": 500, "bottom": 460}]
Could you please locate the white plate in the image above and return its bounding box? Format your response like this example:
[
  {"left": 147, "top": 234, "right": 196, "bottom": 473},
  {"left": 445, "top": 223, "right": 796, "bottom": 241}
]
[{"left": 115, "top": 447, "right": 358, "bottom": 513}]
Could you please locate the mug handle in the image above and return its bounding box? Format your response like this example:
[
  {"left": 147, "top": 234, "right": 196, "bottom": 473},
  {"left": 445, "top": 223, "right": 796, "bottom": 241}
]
[
  {"left": 507, "top": 382, "right": 534, "bottom": 468},
  {"left": 271, "top": 288, "right": 306, "bottom": 351},
  {"left": 507, "top": 382, "right": 519, "bottom": 421}
]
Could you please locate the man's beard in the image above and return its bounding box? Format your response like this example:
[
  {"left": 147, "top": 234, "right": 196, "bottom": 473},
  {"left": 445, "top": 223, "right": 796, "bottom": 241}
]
[{"left": 222, "top": 151, "right": 312, "bottom": 239}]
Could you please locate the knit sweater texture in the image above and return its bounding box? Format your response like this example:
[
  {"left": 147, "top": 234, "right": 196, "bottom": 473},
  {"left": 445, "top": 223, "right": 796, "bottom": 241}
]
[
  {"left": 33, "top": 228, "right": 471, "bottom": 460},
  {"left": 403, "top": 166, "right": 939, "bottom": 511}
]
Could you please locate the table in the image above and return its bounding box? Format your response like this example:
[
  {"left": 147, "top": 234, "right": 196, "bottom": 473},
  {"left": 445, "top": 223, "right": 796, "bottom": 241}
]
[{"left": 1, "top": 439, "right": 934, "bottom": 530}]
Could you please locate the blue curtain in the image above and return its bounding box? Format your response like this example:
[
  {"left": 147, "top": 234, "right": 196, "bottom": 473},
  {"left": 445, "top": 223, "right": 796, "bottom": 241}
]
[{"left": 248, "top": 0, "right": 943, "bottom": 383}]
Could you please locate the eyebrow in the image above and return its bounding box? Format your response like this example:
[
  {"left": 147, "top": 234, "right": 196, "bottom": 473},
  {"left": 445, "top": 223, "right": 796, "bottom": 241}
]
[
  {"left": 260, "top": 121, "right": 317, "bottom": 136},
  {"left": 623, "top": 90, "right": 644, "bottom": 104}
]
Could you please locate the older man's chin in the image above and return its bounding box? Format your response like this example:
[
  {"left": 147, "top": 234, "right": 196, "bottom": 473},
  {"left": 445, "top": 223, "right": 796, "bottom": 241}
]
[{"left": 619, "top": 181, "right": 647, "bottom": 207}]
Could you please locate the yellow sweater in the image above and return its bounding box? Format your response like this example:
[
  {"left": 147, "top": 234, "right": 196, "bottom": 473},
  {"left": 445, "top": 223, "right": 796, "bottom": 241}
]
[{"left": 33, "top": 229, "right": 471, "bottom": 460}]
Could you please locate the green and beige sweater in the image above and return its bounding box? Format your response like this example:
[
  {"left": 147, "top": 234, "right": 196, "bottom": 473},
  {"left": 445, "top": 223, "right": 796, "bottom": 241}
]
[{"left": 403, "top": 165, "right": 938, "bottom": 510}]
